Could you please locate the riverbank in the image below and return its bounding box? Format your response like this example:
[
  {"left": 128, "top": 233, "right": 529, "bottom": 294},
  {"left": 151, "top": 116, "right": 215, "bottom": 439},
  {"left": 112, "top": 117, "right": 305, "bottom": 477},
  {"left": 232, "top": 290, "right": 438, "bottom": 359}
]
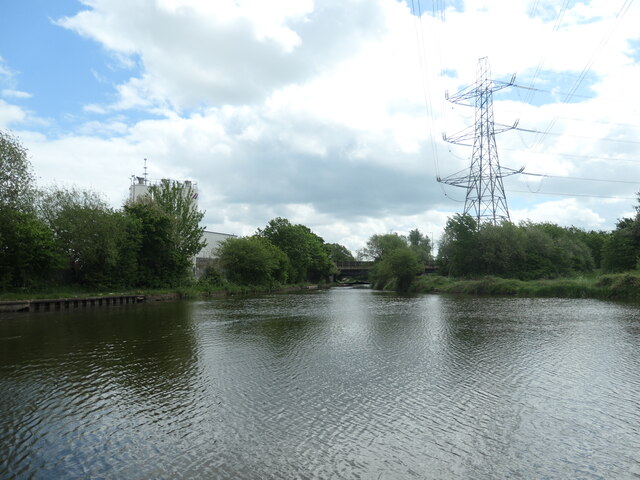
[
  {"left": 409, "top": 271, "right": 640, "bottom": 300},
  {"left": 0, "top": 283, "right": 330, "bottom": 313}
]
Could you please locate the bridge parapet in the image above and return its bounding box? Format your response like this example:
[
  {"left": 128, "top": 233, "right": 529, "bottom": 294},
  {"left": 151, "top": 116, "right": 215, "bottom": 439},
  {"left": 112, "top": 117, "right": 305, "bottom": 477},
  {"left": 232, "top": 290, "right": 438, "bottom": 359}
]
[{"left": 336, "top": 261, "right": 374, "bottom": 270}]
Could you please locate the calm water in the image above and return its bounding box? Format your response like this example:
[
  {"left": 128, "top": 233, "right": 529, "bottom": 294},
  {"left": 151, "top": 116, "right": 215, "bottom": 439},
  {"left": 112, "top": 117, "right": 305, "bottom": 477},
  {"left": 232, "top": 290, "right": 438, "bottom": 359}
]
[{"left": 1, "top": 289, "right": 640, "bottom": 479}]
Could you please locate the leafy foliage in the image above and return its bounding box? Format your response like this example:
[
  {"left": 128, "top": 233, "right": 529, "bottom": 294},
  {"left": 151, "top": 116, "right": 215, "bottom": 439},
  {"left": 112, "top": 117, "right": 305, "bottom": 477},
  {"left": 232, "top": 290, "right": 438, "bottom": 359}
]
[
  {"left": 602, "top": 217, "right": 640, "bottom": 272},
  {"left": 327, "top": 243, "right": 355, "bottom": 263},
  {"left": 0, "top": 133, "right": 59, "bottom": 289},
  {"left": 218, "top": 236, "right": 289, "bottom": 286},
  {"left": 0, "top": 209, "right": 60, "bottom": 288},
  {"left": 370, "top": 247, "right": 422, "bottom": 292},
  {"left": 121, "top": 180, "right": 207, "bottom": 287},
  {"left": 258, "top": 217, "right": 335, "bottom": 283},
  {"left": 147, "top": 180, "right": 206, "bottom": 260},
  {"left": 362, "top": 232, "right": 424, "bottom": 292},
  {"left": 0, "top": 130, "right": 35, "bottom": 212},
  {"left": 38, "top": 187, "right": 134, "bottom": 287},
  {"left": 437, "top": 214, "right": 479, "bottom": 276},
  {"left": 124, "top": 201, "right": 183, "bottom": 287},
  {"left": 358, "top": 233, "right": 407, "bottom": 261},
  {"left": 436, "top": 215, "right": 596, "bottom": 279},
  {"left": 407, "top": 229, "right": 433, "bottom": 264}
]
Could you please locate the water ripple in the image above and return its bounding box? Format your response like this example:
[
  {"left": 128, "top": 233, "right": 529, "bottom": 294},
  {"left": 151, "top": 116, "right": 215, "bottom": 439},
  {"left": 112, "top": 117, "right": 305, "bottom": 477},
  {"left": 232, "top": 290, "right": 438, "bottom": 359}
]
[{"left": 2, "top": 293, "right": 640, "bottom": 478}]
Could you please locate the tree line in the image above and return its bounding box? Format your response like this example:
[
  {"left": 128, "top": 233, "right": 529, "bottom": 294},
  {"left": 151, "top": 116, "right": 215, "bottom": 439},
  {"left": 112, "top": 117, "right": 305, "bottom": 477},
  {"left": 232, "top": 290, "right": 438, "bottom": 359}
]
[
  {"left": 4, "top": 129, "right": 640, "bottom": 294},
  {"left": 436, "top": 210, "right": 640, "bottom": 279},
  {"left": 214, "top": 217, "right": 343, "bottom": 287},
  {"left": 1, "top": 131, "right": 205, "bottom": 290},
  {"left": 0, "top": 131, "right": 348, "bottom": 292},
  {"left": 361, "top": 207, "right": 640, "bottom": 293}
]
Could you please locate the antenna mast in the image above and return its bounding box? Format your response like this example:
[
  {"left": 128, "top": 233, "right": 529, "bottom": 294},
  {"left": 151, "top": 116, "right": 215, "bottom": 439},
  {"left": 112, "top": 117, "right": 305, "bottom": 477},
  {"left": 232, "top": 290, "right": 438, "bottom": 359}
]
[
  {"left": 439, "top": 57, "right": 522, "bottom": 226},
  {"left": 143, "top": 158, "right": 148, "bottom": 185}
]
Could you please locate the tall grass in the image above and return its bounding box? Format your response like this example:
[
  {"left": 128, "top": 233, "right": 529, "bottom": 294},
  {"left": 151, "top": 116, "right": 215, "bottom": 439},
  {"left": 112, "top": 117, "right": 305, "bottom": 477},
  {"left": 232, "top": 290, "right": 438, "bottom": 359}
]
[{"left": 410, "top": 272, "right": 640, "bottom": 300}]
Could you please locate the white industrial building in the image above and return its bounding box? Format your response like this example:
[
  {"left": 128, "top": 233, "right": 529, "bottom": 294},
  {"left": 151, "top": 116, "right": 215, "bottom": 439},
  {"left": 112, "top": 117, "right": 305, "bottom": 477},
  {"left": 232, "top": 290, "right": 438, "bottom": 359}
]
[
  {"left": 129, "top": 174, "right": 235, "bottom": 277},
  {"left": 195, "top": 230, "right": 236, "bottom": 276},
  {"left": 129, "top": 175, "right": 198, "bottom": 204}
]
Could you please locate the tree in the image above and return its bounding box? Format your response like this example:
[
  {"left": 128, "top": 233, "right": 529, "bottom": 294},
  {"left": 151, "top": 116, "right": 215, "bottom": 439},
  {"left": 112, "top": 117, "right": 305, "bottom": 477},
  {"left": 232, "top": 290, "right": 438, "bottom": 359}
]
[
  {"left": 599, "top": 193, "right": 640, "bottom": 272},
  {"left": 357, "top": 233, "right": 407, "bottom": 261},
  {"left": 578, "top": 229, "right": 609, "bottom": 269},
  {"left": 0, "top": 132, "right": 59, "bottom": 289},
  {"left": 532, "top": 222, "right": 594, "bottom": 276},
  {"left": 435, "top": 216, "right": 596, "bottom": 280},
  {"left": 0, "top": 209, "right": 59, "bottom": 289},
  {"left": 327, "top": 243, "right": 355, "bottom": 263},
  {"left": 361, "top": 232, "right": 423, "bottom": 292},
  {"left": 437, "top": 214, "right": 479, "bottom": 276},
  {"left": 38, "top": 187, "right": 134, "bottom": 287},
  {"left": 407, "top": 229, "right": 432, "bottom": 264},
  {"left": 0, "top": 130, "right": 35, "bottom": 212},
  {"left": 476, "top": 221, "right": 526, "bottom": 277},
  {"left": 147, "top": 179, "right": 206, "bottom": 261},
  {"left": 218, "top": 236, "right": 289, "bottom": 285},
  {"left": 369, "top": 246, "right": 422, "bottom": 292},
  {"left": 124, "top": 201, "right": 182, "bottom": 287},
  {"left": 602, "top": 218, "right": 639, "bottom": 272},
  {"left": 520, "top": 223, "right": 558, "bottom": 279},
  {"left": 125, "top": 180, "right": 207, "bottom": 287},
  {"left": 258, "top": 217, "right": 334, "bottom": 283}
]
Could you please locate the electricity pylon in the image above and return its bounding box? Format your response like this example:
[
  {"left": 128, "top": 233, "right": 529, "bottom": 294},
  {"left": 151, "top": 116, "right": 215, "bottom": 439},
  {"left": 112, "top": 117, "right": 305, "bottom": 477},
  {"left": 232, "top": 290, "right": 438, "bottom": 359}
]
[{"left": 438, "top": 57, "right": 522, "bottom": 226}]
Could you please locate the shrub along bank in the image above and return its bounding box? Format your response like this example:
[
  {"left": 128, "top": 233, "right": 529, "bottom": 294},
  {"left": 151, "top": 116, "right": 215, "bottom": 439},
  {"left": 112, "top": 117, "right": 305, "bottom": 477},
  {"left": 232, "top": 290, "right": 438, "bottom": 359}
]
[{"left": 409, "top": 272, "right": 640, "bottom": 301}]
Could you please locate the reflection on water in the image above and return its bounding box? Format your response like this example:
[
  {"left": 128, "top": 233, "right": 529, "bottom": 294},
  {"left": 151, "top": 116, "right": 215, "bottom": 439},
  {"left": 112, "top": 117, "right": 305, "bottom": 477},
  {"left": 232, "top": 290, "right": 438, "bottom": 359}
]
[{"left": 1, "top": 290, "right": 640, "bottom": 478}]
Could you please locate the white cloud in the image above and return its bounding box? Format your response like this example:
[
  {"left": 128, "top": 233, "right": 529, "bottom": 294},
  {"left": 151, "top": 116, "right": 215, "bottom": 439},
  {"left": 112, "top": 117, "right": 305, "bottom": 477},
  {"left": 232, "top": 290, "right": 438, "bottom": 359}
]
[
  {"left": 57, "top": 0, "right": 387, "bottom": 110},
  {"left": 0, "top": 56, "right": 14, "bottom": 79},
  {"left": 2, "top": 89, "right": 32, "bottom": 99},
  {"left": 512, "top": 198, "right": 606, "bottom": 229},
  {"left": 0, "top": 99, "right": 27, "bottom": 128},
  {"left": 6, "top": 0, "right": 640, "bottom": 252}
]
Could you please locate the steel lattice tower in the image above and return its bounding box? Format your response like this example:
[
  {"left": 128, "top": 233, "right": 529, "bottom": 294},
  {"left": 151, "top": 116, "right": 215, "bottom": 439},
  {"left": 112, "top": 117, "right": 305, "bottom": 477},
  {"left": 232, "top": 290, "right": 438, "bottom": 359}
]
[{"left": 438, "top": 57, "right": 521, "bottom": 226}]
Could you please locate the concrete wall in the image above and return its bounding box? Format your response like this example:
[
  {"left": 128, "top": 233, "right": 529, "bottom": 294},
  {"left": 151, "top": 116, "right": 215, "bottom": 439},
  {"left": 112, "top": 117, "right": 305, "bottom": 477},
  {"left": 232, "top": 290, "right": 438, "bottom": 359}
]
[
  {"left": 198, "top": 231, "right": 236, "bottom": 259},
  {"left": 194, "top": 230, "right": 236, "bottom": 277}
]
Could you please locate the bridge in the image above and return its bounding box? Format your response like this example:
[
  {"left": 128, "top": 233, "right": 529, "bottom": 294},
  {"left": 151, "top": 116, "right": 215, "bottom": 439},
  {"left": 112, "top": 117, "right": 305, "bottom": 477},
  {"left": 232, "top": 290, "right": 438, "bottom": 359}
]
[
  {"left": 335, "top": 261, "right": 438, "bottom": 279},
  {"left": 334, "top": 261, "right": 373, "bottom": 282},
  {"left": 335, "top": 261, "right": 374, "bottom": 278}
]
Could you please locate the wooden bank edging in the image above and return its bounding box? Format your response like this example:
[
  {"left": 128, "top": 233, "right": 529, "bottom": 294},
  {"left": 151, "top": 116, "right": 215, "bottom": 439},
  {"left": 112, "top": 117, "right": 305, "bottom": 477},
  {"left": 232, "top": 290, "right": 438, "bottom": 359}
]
[
  {"left": 0, "top": 285, "right": 328, "bottom": 314},
  {"left": 0, "top": 294, "right": 146, "bottom": 313}
]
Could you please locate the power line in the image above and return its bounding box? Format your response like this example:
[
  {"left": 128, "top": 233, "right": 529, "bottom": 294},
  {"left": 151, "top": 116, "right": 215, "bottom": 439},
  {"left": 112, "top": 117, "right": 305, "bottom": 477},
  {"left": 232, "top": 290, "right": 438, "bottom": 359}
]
[
  {"left": 521, "top": 171, "right": 640, "bottom": 185},
  {"left": 514, "top": 126, "right": 640, "bottom": 145},
  {"left": 508, "top": 189, "right": 636, "bottom": 200},
  {"left": 411, "top": 0, "right": 449, "bottom": 200},
  {"left": 502, "top": 147, "right": 640, "bottom": 164},
  {"left": 500, "top": 106, "right": 640, "bottom": 130},
  {"left": 521, "top": 0, "right": 572, "bottom": 106},
  {"left": 510, "top": 83, "right": 620, "bottom": 102},
  {"left": 526, "top": 0, "right": 635, "bottom": 150},
  {"left": 552, "top": 116, "right": 640, "bottom": 130}
]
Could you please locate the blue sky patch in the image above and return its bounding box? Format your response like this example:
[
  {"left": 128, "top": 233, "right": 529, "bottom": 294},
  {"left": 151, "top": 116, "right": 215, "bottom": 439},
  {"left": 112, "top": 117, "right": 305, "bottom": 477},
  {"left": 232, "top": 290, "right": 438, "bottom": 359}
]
[{"left": 0, "top": 0, "right": 141, "bottom": 131}]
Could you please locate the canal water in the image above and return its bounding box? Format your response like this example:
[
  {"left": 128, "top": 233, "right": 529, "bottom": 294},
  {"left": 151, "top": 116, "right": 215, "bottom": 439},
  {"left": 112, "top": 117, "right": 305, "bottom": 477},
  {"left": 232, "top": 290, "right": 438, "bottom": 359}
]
[{"left": 1, "top": 288, "right": 640, "bottom": 479}]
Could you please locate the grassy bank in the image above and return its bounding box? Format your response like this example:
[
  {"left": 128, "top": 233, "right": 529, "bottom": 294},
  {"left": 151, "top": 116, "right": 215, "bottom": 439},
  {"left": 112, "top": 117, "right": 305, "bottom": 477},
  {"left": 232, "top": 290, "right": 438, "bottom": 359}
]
[
  {"left": 0, "top": 282, "right": 326, "bottom": 302},
  {"left": 410, "top": 272, "right": 640, "bottom": 300}
]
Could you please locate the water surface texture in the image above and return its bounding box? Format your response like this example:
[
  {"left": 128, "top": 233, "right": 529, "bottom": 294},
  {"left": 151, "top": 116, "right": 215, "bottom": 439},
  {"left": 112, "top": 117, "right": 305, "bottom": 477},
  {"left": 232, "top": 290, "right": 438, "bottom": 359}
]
[{"left": 1, "top": 289, "right": 640, "bottom": 479}]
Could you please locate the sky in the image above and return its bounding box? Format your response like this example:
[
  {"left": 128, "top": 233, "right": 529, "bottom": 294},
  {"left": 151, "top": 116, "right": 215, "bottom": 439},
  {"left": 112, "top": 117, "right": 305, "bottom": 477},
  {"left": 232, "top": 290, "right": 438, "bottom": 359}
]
[{"left": 1, "top": 0, "right": 640, "bottom": 254}]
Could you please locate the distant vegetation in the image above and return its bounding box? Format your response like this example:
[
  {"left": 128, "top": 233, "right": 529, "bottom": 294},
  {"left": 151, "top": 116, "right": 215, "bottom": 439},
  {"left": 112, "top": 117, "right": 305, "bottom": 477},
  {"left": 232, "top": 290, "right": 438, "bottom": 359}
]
[
  {"left": 0, "top": 130, "right": 344, "bottom": 295},
  {"left": 1, "top": 131, "right": 204, "bottom": 291},
  {"left": 215, "top": 217, "right": 338, "bottom": 288},
  {"left": 3, "top": 128, "right": 640, "bottom": 300},
  {"left": 365, "top": 210, "right": 640, "bottom": 297},
  {"left": 357, "top": 230, "right": 432, "bottom": 292}
]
